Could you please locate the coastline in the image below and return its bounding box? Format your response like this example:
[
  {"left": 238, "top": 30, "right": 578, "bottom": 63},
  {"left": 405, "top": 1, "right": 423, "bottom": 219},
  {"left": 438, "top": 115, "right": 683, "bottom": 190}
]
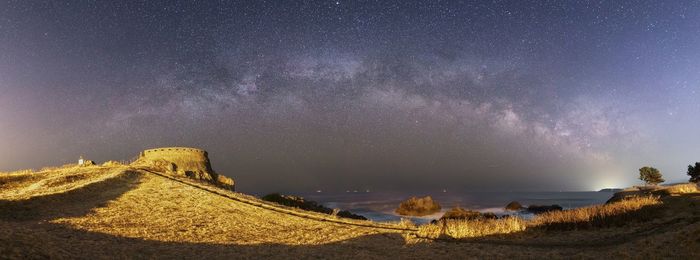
[{"left": 301, "top": 191, "right": 614, "bottom": 223}]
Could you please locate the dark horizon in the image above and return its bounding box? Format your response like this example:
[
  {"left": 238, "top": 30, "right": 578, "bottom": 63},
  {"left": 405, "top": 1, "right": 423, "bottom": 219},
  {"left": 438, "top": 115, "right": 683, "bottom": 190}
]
[{"left": 2, "top": 1, "right": 699, "bottom": 193}]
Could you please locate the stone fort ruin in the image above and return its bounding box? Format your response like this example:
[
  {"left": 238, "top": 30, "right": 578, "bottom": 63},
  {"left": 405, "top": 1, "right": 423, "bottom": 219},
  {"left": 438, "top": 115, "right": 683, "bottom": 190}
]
[{"left": 133, "top": 147, "right": 234, "bottom": 190}]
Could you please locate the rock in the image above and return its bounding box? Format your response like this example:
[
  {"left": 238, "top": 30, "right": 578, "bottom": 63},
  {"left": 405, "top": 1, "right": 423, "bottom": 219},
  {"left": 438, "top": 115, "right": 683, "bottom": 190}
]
[
  {"left": 526, "top": 204, "right": 563, "bottom": 214},
  {"left": 262, "top": 193, "right": 367, "bottom": 220},
  {"left": 336, "top": 210, "right": 367, "bottom": 220},
  {"left": 262, "top": 193, "right": 328, "bottom": 212},
  {"left": 79, "top": 160, "right": 96, "bottom": 166},
  {"left": 214, "top": 175, "right": 235, "bottom": 190},
  {"left": 606, "top": 190, "right": 653, "bottom": 204},
  {"left": 395, "top": 196, "right": 442, "bottom": 216},
  {"left": 439, "top": 207, "right": 498, "bottom": 221},
  {"left": 505, "top": 201, "right": 523, "bottom": 211}
]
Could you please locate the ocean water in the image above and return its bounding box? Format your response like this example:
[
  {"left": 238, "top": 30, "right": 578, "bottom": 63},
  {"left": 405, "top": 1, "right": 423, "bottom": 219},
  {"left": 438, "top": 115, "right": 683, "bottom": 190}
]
[{"left": 299, "top": 191, "right": 616, "bottom": 224}]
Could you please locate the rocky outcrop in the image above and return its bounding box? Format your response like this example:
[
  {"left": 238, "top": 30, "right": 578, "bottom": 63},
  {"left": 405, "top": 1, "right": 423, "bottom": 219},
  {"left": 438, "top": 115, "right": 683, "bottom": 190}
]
[
  {"left": 261, "top": 193, "right": 366, "bottom": 220},
  {"left": 439, "top": 207, "right": 497, "bottom": 221},
  {"left": 395, "top": 196, "right": 441, "bottom": 216},
  {"left": 606, "top": 183, "right": 699, "bottom": 204},
  {"left": 505, "top": 201, "right": 523, "bottom": 211},
  {"left": 215, "top": 175, "right": 235, "bottom": 189},
  {"left": 79, "top": 160, "right": 96, "bottom": 166},
  {"left": 606, "top": 187, "right": 659, "bottom": 204},
  {"left": 503, "top": 201, "right": 559, "bottom": 214},
  {"left": 526, "top": 204, "right": 563, "bottom": 214}
]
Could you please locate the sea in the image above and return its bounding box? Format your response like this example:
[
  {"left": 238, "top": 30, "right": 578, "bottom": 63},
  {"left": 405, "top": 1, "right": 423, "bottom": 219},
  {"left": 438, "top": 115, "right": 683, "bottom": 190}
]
[{"left": 297, "top": 190, "right": 616, "bottom": 224}]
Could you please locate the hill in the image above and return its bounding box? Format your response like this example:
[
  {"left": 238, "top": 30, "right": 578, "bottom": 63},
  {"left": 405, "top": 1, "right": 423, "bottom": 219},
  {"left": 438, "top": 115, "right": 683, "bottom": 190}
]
[{"left": 1, "top": 163, "right": 699, "bottom": 258}]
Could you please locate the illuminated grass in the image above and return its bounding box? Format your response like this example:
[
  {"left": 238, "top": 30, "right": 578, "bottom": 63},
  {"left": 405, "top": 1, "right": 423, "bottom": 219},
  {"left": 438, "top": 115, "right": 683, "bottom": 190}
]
[
  {"left": 2, "top": 163, "right": 699, "bottom": 258},
  {"left": 531, "top": 196, "right": 662, "bottom": 230},
  {"left": 0, "top": 165, "right": 124, "bottom": 200},
  {"left": 417, "top": 196, "right": 662, "bottom": 239},
  {"left": 664, "top": 183, "right": 699, "bottom": 194},
  {"left": 51, "top": 172, "right": 407, "bottom": 245},
  {"left": 418, "top": 217, "right": 526, "bottom": 239}
]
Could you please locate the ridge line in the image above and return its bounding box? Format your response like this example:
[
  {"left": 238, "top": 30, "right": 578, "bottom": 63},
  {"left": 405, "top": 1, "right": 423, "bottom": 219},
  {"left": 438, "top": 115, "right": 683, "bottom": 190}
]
[{"left": 135, "top": 168, "right": 419, "bottom": 232}]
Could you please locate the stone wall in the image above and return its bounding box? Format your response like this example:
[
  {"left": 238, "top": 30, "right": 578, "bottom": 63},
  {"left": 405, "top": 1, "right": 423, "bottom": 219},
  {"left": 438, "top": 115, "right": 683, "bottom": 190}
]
[{"left": 134, "top": 147, "right": 234, "bottom": 190}]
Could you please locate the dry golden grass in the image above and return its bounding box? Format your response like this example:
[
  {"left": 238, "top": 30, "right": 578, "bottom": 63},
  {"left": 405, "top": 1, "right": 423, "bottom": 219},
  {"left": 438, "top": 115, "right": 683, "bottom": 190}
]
[
  {"left": 136, "top": 168, "right": 415, "bottom": 232},
  {"left": 0, "top": 171, "right": 35, "bottom": 187},
  {"left": 610, "top": 183, "right": 700, "bottom": 204},
  {"left": 2, "top": 164, "right": 699, "bottom": 259},
  {"left": 0, "top": 165, "right": 123, "bottom": 201},
  {"left": 0, "top": 169, "right": 35, "bottom": 175},
  {"left": 418, "top": 196, "right": 662, "bottom": 239},
  {"left": 51, "top": 170, "right": 408, "bottom": 246},
  {"left": 101, "top": 160, "right": 124, "bottom": 167},
  {"left": 531, "top": 195, "right": 662, "bottom": 230},
  {"left": 418, "top": 217, "right": 526, "bottom": 239},
  {"left": 38, "top": 163, "right": 81, "bottom": 172},
  {"left": 664, "top": 183, "right": 700, "bottom": 194}
]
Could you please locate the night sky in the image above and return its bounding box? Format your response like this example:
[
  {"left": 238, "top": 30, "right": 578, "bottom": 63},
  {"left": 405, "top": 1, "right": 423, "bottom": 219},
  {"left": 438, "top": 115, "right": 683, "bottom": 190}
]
[{"left": 1, "top": 1, "right": 699, "bottom": 193}]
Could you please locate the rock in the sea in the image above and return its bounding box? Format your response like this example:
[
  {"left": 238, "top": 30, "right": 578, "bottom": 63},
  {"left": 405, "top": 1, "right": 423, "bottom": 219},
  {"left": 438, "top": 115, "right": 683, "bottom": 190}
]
[
  {"left": 526, "top": 204, "right": 563, "bottom": 214},
  {"left": 505, "top": 201, "right": 523, "bottom": 211},
  {"left": 335, "top": 210, "right": 367, "bottom": 220},
  {"left": 395, "top": 196, "right": 441, "bottom": 216},
  {"left": 439, "top": 207, "right": 497, "bottom": 221}
]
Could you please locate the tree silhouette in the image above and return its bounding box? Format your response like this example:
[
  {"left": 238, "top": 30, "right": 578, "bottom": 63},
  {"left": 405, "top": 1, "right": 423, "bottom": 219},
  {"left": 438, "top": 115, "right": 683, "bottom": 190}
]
[
  {"left": 688, "top": 162, "right": 700, "bottom": 183},
  {"left": 639, "top": 166, "right": 664, "bottom": 185}
]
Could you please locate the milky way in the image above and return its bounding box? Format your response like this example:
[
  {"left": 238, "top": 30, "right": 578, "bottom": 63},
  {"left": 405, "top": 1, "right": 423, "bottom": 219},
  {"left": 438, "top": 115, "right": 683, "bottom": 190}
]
[{"left": 1, "top": 1, "right": 699, "bottom": 193}]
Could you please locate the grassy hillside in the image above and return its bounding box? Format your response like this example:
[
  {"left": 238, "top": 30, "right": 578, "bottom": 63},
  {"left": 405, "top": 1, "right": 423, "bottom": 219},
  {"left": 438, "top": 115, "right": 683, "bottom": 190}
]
[{"left": 1, "top": 165, "right": 699, "bottom": 258}]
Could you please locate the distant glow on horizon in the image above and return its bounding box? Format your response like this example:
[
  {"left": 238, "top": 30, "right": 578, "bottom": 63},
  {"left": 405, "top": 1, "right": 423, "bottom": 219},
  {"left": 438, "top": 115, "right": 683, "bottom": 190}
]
[{"left": 591, "top": 175, "right": 624, "bottom": 191}]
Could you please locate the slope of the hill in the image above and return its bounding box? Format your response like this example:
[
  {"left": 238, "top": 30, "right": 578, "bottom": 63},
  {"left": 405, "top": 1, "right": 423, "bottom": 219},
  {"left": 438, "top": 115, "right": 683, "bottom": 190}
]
[
  {"left": 0, "top": 166, "right": 126, "bottom": 201},
  {"left": 1, "top": 165, "right": 699, "bottom": 259},
  {"left": 52, "top": 170, "right": 403, "bottom": 245}
]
